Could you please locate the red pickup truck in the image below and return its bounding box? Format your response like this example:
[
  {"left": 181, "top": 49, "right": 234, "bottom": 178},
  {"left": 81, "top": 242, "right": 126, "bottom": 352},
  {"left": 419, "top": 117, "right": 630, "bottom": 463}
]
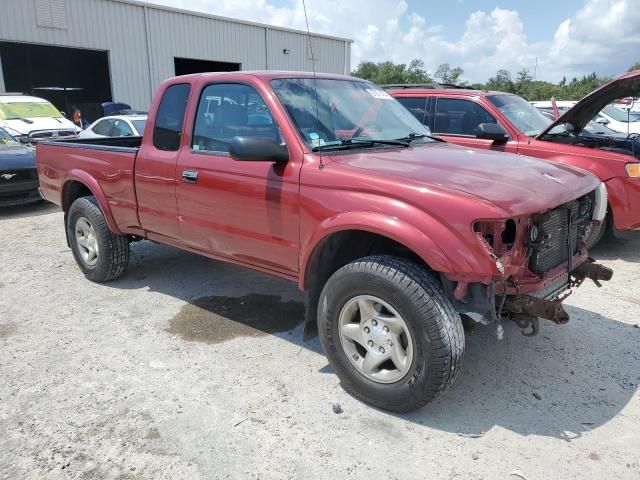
[
  {"left": 389, "top": 70, "right": 640, "bottom": 246},
  {"left": 37, "top": 72, "right": 612, "bottom": 412}
]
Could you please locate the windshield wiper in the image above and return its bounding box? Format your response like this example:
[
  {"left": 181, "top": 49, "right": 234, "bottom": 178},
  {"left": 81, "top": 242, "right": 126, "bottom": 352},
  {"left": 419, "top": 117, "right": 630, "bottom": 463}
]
[
  {"left": 394, "top": 132, "right": 444, "bottom": 143},
  {"left": 6, "top": 117, "right": 34, "bottom": 124},
  {"left": 312, "top": 137, "right": 410, "bottom": 152}
]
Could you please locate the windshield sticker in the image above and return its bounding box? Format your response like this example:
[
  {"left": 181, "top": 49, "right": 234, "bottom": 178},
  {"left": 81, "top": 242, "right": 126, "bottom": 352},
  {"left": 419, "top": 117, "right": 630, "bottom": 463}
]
[
  {"left": 309, "top": 132, "right": 325, "bottom": 147},
  {"left": 366, "top": 89, "right": 392, "bottom": 100}
]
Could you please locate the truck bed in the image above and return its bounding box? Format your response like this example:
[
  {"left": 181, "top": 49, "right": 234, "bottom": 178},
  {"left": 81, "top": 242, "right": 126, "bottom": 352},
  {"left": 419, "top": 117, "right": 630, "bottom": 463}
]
[
  {"left": 39, "top": 136, "right": 143, "bottom": 151},
  {"left": 36, "top": 136, "right": 142, "bottom": 234}
]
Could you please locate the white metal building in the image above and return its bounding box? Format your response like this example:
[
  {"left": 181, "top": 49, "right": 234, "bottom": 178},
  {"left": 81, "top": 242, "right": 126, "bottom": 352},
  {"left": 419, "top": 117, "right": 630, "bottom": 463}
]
[{"left": 0, "top": 0, "right": 351, "bottom": 117}]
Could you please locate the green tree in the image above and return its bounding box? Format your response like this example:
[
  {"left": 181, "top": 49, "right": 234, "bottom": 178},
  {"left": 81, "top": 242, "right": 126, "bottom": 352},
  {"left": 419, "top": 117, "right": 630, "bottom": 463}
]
[
  {"left": 351, "top": 61, "right": 379, "bottom": 82},
  {"left": 515, "top": 68, "right": 533, "bottom": 97},
  {"left": 485, "top": 69, "right": 516, "bottom": 93},
  {"left": 406, "top": 59, "right": 432, "bottom": 83},
  {"left": 351, "top": 59, "right": 432, "bottom": 85},
  {"left": 628, "top": 62, "right": 640, "bottom": 72},
  {"left": 435, "top": 63, "right": 464, "bottom": 85}
]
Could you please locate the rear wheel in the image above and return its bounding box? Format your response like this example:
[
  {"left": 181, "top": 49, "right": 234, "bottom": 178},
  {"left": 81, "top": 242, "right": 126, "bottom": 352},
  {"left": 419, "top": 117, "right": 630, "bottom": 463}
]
[
  {"left": 318, "top": 255, "right": 465, "bottom": 412},
  {"left": 67, "top": 196, "right": 130, "bottom": 282}
]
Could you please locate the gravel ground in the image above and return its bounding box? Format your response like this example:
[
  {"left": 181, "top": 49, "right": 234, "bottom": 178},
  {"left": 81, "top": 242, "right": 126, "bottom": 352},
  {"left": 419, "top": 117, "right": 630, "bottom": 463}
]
[{"left": 1, "top": 202, "right": 639, "bottom": 480}]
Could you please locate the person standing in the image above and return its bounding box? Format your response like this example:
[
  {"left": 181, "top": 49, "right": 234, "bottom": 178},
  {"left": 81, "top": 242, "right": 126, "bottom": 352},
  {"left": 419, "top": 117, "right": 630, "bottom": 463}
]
[{"left": 72, "top": 108, "right": 89, "bottom": 129}]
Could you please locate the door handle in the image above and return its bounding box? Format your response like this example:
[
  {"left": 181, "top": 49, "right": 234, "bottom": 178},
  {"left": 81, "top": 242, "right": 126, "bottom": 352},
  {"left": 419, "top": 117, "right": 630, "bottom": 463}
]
[{"left": 182, "top": 169, "right": 198, "bottom": 183}]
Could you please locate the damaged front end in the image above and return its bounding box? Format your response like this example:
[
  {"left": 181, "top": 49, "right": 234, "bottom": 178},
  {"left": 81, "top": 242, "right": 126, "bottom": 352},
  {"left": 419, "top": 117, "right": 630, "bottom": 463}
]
[{"left": 442, "top": 185, "right": 613, "bottom": 337}]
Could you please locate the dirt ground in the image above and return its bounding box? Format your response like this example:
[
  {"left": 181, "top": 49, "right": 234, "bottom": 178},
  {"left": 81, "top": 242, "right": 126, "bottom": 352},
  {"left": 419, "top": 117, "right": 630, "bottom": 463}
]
[{"left": 1, "top": 202, "right": 639, "bottom": 480}]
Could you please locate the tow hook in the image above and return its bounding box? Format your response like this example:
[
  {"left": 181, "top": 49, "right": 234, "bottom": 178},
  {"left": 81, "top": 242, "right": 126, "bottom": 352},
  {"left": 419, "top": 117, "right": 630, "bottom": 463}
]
[
  {"left": 503, "top": 296, "right": 569, "bottom": 336},
  {"left": 572, "top": 259, "right": 614, "bottom": 288},
  {"left": 503, "top": 296, "right": 570, "bottom": 325}
]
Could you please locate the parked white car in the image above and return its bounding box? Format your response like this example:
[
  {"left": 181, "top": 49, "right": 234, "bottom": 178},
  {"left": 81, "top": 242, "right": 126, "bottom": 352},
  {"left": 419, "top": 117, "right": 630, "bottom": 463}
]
[
  {"left": 612, "top": 97, "right": 640, "bottom": 113},
  {"left": 530, "top": 100, "right": 577, "bottom": 112},
  {"left": 78, "top": 115, "right": 147, "bottom": 139},
  {"left": 594, "top": 105, "right": 640, "bottom": 134},
  {"left": 0, "top": 94, "right": 80, "bottom": 143}
]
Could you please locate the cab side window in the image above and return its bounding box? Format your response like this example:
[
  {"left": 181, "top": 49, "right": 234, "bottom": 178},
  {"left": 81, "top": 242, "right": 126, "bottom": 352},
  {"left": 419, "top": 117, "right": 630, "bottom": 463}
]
[
  {"left": 396, "top": 97, "right": 427, "bottom": 125},
  {"left": 153, "top": 83, "right": 191, "bottom": 151},
  {"left": 192, "top": 83, "right": 280, "bottom": 154},
  {"left": 434, "top": 98, "right": 497, "bottom": 136}
]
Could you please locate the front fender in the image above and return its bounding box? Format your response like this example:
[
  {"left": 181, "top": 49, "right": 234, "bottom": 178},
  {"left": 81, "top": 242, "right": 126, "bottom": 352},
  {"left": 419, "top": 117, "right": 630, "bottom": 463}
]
[
  {"left": 63, "top": 169, "right": 123, "bottom": 235},
  {"left": 299, "top": 210, "right": 496, "bottom": 290}
]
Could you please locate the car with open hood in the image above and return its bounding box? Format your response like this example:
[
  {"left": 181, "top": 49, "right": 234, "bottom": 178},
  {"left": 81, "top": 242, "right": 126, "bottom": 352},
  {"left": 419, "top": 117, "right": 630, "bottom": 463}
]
[
  {"left": 390, "top": 70, "right": 640, "bottom": 245},
  {"left": 36, "top": 72, "right": 611, "bottom": 412}
]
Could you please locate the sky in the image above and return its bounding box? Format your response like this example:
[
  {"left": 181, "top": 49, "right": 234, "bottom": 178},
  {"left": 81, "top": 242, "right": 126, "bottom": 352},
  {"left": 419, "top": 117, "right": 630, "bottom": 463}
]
[{"left": 143, "top": 0, "right": 640, "bottom": 83}]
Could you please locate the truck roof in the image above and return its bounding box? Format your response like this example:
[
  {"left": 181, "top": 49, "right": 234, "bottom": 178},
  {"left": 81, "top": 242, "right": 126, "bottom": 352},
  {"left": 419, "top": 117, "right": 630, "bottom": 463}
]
[
  {"left": 386, "top": 88, "right": 508, "bottom": 97},
  {"left": 166, "top": 71, "right": 360, "bottom": 83}
]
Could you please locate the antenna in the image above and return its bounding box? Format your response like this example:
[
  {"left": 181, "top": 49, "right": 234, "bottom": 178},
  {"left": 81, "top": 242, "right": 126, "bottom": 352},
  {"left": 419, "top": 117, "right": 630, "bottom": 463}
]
[
  {"left": 527, "top": 57, "right": 538, "bottom": 145},
  {"left": 302, "top": 0, "right": 324, "bottom": 170}
]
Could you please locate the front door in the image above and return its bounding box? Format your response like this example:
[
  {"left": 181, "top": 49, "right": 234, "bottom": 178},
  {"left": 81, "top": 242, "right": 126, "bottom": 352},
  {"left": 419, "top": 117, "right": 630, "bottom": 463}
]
[
  {"left": 175, "top": 82, "right": 300, "bottom": 275},
  {"left": 432, "top": 97, "right": 518, "bottom": 154}
]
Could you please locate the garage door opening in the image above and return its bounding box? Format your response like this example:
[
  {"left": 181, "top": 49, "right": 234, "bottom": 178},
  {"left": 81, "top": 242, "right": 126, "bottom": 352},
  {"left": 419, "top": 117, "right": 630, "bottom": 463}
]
[
  {"left": 0, "top": 42, "right": 112, "bottom": 122},
  {"left": 174, "top": 57, "right": 240, "bottom": 76}
]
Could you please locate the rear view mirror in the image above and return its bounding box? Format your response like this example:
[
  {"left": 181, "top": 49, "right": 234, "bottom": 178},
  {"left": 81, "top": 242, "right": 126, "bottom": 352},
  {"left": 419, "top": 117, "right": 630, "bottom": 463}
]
[
  {"left": 476, "top": 123, "right": 508, "bottom": 143},
  {"left": 230, "top": 136, "right": 289, "bottom": 163}
]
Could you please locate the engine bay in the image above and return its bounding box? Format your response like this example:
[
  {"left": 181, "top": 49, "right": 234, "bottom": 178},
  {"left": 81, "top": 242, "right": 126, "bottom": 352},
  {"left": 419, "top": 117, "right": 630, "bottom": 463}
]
[{"left": 542, "top": 131, "right": 640, "bottom": 160}]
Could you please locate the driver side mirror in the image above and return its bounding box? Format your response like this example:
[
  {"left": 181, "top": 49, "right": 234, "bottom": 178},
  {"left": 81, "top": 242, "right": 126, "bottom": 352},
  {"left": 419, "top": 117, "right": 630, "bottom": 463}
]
[
  {"left": 595, "top": 116, "right": 609, "bottom": 125},
  {"left": 476, "top": 123, "right": 508, "bottom": 143},
  {"left": 230, "top": 136, "right": 289, "bottom": 163}
]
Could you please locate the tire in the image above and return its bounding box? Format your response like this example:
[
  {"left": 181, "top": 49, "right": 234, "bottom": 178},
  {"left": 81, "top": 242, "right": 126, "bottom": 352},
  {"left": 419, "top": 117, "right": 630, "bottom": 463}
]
[
  {"left": 67, "top": 196, "right": 130, "bottom": 282},
  {"left": 585, "top": 214, "right": 609, "bottom": 250},
  {"left": 317, "top": 255, "right": 465, "bottom": 412}
]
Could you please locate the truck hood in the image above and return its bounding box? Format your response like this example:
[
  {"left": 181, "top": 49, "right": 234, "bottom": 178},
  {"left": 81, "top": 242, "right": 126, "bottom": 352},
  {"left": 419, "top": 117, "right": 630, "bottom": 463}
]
[
  {"left": 0, "top": 145, "right": 36, "bottom": 170},
  {"left": 0, "top": 117, "right": 79, "bottom": 136},
  {"left": 538, "top": 70, "right": 640, "bottom": 136},
  {"left": 332, "top": 143, "right": 600, "bottom": 216}
]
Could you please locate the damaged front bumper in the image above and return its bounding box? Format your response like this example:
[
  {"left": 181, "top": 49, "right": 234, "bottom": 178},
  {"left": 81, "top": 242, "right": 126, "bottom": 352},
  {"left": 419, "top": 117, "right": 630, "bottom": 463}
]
[
  {"left": 442, "top": 258, "right": 613, "bottom": 337},
  {"left": 502, "top": 260, "right": 613, "bottom": 335}
]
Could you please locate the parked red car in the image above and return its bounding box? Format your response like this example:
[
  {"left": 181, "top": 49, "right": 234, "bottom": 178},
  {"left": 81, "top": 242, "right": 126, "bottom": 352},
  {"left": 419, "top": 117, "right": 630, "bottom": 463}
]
[
  {"left": 37, "top": 72, "right": 611, "bottom": 412},
  {"left": 389, "top": 70, "right": 640, "bottom": 245}
]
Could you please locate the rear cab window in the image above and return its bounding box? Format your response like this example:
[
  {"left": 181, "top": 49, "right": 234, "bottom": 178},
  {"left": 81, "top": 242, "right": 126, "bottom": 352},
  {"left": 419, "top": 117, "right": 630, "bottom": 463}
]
[{"left": 153, "top": 83, "right": 191, "bottom": 151}]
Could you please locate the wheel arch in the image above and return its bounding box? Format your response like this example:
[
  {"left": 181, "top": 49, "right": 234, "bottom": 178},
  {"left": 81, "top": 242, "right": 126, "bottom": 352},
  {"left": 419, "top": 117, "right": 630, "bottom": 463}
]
[
  {"left": 300, "top": 213, "right": 457, "bottom": 291},
  {"left": 299, "top": 213, "right": 459, "bottom": 340},
  {"left": 61, "top": 171, "right": 122, "bottom": 235}
]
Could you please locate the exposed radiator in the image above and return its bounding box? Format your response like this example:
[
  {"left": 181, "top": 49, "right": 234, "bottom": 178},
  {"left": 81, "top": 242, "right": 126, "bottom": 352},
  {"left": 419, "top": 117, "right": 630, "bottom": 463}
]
[{"left": 529, "top": 194, "right": 592, "bottom": 275}]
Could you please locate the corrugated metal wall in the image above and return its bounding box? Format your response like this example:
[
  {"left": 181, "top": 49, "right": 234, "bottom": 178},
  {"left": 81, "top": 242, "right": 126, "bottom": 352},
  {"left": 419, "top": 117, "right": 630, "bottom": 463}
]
[{"left": 0, "top": 0, "right": 351, "bottom": 109}]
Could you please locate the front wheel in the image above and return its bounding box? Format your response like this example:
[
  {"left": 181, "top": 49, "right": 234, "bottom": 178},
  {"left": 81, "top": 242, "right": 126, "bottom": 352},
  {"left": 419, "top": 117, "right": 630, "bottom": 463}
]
[
  {"left": 67, "top": 196, "right": 130, "bottom": 282},
  {"left": 318, "top": 255, "right": 465, "bottom": 412}
]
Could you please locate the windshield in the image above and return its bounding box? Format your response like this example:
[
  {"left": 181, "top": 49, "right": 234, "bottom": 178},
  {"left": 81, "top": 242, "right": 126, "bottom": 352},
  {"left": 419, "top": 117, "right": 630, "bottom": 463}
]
[
  {"left": 583, "top": 120, "right": 619, "bottom": 135},
  {"left": 0, "top": 127, "right": 18, "bottom": 144},
  {"left": 0, "top": 101, "right": 63, "bottom": 120},
  {"left": 269, "top": 78, "right": 432, "bottom": 148},
  {"left": 601, "top": 105, "right": 640, "bottom": 122},
  {"left": 488, "top": 94, "right": 551, "bottom": 136},
  {"left": 131, "top": 119, "right": 147, "bottom": 135}
]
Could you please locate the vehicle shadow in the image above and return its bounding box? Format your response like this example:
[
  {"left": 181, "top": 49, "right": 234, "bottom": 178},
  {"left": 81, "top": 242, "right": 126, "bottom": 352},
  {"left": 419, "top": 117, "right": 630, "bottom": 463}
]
[
  {"left": 105, "top": 240, "right": 320, "bottom": 352},
  {"left": 590, "top": 235, "right": 640, "bottom": 262},
  {"left": 105, "top": 240, "right": 637, "bottom": 439},
  {"left": 0, "top": 201, "right": 59, "bottom": 220},
  {"left": 401, "top": 307, "right": 639, "bottom": 439}
]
